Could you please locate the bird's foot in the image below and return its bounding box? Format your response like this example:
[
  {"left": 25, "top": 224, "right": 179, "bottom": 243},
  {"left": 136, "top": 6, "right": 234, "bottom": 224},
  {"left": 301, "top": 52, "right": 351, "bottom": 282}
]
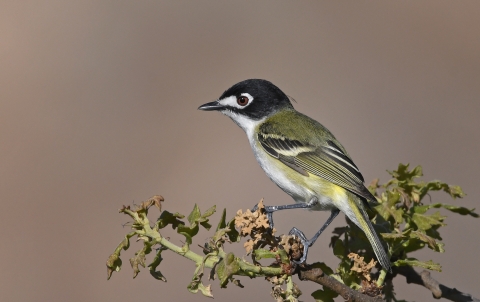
[
  {"left": 288, "top": 227, "right": 311, "bottom": 264},
  {"left": 252, "top": 201, "right": 317, "bottom": 229}
]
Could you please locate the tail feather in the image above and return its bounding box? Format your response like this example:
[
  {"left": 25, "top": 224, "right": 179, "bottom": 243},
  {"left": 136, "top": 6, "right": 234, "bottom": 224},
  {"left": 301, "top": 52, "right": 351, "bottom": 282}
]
[
  {"left": 359, "top": 206, "right": 392, "bottom": 272},
  {"left": 347, "top": 195, "right": 392, "bottom": 272}
]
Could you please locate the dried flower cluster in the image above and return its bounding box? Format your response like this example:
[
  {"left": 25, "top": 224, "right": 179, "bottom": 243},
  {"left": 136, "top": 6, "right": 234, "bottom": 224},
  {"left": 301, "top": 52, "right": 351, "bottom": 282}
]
[
  {"left": 348, "top": 253, "right": 377, "bottom": 281},
  {"left": 234, "top": 199, "right": 277, "bottom": 253}
]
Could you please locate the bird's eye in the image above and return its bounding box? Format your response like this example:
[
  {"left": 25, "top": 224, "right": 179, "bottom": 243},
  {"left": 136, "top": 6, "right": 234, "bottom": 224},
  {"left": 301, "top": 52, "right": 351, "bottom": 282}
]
[{"left": 237, "top": 96, "right": 249, "bottom": 106}]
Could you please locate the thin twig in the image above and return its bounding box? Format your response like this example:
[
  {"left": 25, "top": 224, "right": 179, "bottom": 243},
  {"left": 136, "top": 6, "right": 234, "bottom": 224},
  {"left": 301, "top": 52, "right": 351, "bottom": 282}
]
[
  {"left": 396, "top": 266, "right": 480, "bottom": 302},
  {"left": 298, "top": 266, "right": 383, "bottom": 302}
]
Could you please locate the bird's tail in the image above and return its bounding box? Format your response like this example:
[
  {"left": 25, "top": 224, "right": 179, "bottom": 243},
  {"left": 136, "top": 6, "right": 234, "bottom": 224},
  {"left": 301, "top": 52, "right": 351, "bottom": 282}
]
[{"left": 347, "top": 195, "right": 392, "bottom": 272}]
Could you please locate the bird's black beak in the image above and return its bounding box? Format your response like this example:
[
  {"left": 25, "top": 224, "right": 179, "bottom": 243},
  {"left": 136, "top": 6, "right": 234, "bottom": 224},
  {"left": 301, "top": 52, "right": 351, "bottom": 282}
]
[{"left": 198, "top": 101, "right": 225, "bottom": 111}]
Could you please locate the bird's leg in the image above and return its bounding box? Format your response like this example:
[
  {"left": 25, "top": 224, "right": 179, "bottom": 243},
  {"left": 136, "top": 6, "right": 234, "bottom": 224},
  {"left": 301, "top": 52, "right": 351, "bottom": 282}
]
[
  {"left": 288, "top": 208, "right": 340, "bottom": 264},
  {"left": 251, "top": 198, "right": 319, "bottom": 228}
]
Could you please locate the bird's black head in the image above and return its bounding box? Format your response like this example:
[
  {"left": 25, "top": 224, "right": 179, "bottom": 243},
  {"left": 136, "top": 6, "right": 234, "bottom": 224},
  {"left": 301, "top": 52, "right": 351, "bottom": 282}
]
[{"left": 198, "top": 79, "right": 294, "bottom": 120}]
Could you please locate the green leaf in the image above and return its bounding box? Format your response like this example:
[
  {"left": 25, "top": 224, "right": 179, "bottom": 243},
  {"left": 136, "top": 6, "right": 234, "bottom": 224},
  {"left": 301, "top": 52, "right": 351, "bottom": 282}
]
[
  {"left": 410, "top": 231, "right": 445, "bottom": 253},
  {"left": 216, "top": 209, "right": 227, "bottom": 231},
  {"left": 400, "top": 238, "right": 425, "bottom": 254},
  {"left": 226, "top": 218, "right": 240, "bottom": 242},
  {"left": 411, "top": 212, "right": 446, "bottom": 231},
  {"left": 311, "top": 287, "right": 338, "bottom": 302},
  {"left": 200, "top": 221, "right": 212, "bottom": 230},
  {"left": 156, "top": 211, "right": 185, "bottom": 229},
  {"left": 185, "top": 204, "right": 216, "bottom": 231},
  {"left": 332, "top": 236, "right": 361, "bottom": 289},
  {"left": 388, "top": 163, "right": 423, "bottom": 181},
  {"left": 419, "top": 181, "right": 465, "bottom": 200},
  {"left": 393, "top": 258, "right": 441, "bottom": 272},
  {"left": 188, "top": 204, "right": 201, "bottom": 225},
  {"left": 187, "top": 272, "right": 213, "bottom": 298},
  {"left": 413, "top": 203, "right": 477, "bottom": 217},
  {"left": 216, "top": 253, "right": 241, "bottom": 287},
  {"left": 442, "top": 204, "right": 478, "bottom": 217},
  {"left": 374, "top": 191, "right": 403, "bottom": 224},
  {"left": 177, "top": 224, "right": 199, "bottom": 245},
  {"left": 148, "top": 249, "right": 166, "bottom": 281},
  {"left": 329, "top": 226, "right": 347, "bottom": 248},
  {"left": 333, "top": 238, "right": 345, "bottom": 260},
  {"left": 201, "top": 205, "right": 216, "bottom": 218}
]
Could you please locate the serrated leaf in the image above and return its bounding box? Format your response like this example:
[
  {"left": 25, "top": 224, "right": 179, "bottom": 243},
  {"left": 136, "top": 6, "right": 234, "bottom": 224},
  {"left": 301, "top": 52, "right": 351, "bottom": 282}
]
[
  {"left": 393, "top": 258, "right": 441, "bottom": 271},
  {"left": 188, "top": 204, "right": 202, "bottom": 225},
  {"left": 311, "top": 287, "right": 338, "bottom": 302},
  {"left": 374, "top": 191, "right": 403, "bottom": 224},
  {"left": 419, "top": 181, "right": 465, "bottom": 200},
  {"left": 400, "top": 238, "right": 425, "bottom": 254},
  {"left": 410, "top": 231, "right": 445, "bottom": 252},
  {"left": 411, "top": 212, "right": 446, "bottom": 231},
  {"left": 381, "top": 230, "right": 412, "bottom": 254},
  {"left": 388, "top": 163, "right": 423, "bottom": 181},
  {"left": 413, "top": 203, "right": 477, "bottom": 218}
]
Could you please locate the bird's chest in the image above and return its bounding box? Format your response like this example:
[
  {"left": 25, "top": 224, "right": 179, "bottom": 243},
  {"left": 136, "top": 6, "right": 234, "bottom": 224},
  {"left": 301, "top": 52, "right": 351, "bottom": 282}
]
[
  {"left": 246, "top": 132, "right": 339, "bottom": 211},
  {"left": 248, "top": 135, "right": 309, "bottom": 201}
]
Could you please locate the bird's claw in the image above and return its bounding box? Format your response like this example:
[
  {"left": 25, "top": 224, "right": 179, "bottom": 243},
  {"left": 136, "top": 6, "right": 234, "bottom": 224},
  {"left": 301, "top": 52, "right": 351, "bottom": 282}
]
[
  {"left": 265, "top": 212, "right": 274, "bottom": 228},
  {"left": 251, "top": 203, "right": 276, "bottom": 228},
  {"left": 288, "top": 227, "right": 311, "bottom": 265}
]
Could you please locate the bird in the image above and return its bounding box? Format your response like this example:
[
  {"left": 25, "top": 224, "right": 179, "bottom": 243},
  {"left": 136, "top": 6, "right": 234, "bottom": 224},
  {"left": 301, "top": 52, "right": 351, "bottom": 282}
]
[{"left": 198, "top": 79, "right": 391, "bottom": 272}]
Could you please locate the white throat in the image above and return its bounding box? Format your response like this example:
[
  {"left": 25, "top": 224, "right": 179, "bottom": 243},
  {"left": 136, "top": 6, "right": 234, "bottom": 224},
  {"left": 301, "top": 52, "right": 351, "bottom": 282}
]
[{"left": 221, "top": 110, "right": 264, "bottom": 139}]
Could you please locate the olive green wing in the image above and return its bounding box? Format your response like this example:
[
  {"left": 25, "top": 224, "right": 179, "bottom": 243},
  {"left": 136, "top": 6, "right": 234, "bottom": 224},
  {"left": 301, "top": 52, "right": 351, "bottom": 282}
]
[{"left": 258, "top": 132, "right": 376, "bottom": 202}]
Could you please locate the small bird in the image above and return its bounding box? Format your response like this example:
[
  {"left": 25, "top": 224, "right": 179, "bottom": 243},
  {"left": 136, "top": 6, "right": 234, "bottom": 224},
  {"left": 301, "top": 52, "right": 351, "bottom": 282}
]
[{"left": 198, "top": 79, "right": 391, "bottom": 272}]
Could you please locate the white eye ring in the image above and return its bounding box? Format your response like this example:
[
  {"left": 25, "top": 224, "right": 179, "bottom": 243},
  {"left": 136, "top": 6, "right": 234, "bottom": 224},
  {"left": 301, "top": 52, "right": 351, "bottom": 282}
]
[{"left": 218, "top": 93, "right": 254, "bottom": 109}]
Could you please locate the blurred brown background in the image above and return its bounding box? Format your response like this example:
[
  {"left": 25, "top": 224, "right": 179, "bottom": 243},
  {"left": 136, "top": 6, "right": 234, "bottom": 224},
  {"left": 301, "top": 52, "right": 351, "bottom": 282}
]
[{"left": 1, "top": 1, "right": 479, "bottom": 301}]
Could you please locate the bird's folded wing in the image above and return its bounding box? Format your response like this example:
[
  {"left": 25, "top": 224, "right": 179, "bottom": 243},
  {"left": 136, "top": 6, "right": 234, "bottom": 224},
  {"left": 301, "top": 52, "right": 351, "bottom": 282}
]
[{"left": 258, "top": 133, "right": 376, "bottom": 202}]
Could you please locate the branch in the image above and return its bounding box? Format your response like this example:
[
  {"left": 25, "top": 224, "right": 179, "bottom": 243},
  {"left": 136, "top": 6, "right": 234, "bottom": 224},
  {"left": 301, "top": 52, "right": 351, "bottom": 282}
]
[
  {"left": 107, "top": 199, "right": 388, "bottom": 301},
  {"left": 298, "top": 266, "right": 384, "bottom": 302},
  {"left": 396, "top": 266, "right": 480, "bottom": 302},
  {"left": 107, "top": 196, "right": 479, "bottom": 302}
]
